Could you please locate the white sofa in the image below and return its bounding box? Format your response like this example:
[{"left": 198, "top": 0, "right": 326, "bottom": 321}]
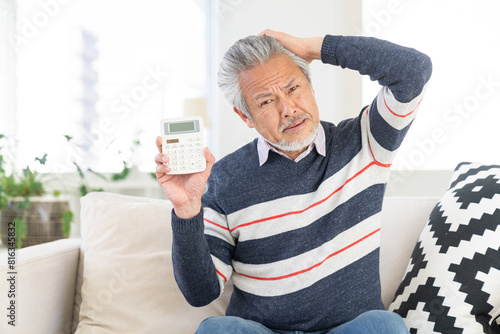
[{"left": 0, "top": 192, "right": 440, "bottom": 334}]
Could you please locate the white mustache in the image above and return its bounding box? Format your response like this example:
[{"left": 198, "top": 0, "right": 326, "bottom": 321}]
[{"left": 278, "top": 114, "right": 311, "bottom": 132}]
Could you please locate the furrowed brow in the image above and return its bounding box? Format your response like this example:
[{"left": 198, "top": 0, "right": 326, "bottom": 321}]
[
  {"left": 254, "top": 78, "right": 297, "bottom": 101},
  {"left": 255, "top": 92, "right": 273, "bottom": 101},
  {"left": 283, "top": 78, "right": 296, "bottom": 90}
]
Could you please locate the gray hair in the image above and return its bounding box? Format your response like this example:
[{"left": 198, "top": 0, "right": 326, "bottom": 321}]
[{"left": 217, "top": 35, "right": 311, "bottom": 117}]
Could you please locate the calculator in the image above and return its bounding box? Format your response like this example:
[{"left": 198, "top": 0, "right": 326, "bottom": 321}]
[{"left": 160, "top": 116, "right": 206, "bottom": 174}]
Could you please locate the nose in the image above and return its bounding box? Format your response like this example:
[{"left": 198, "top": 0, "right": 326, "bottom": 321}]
[{"left": 278, "top": 94, "right": 297, "bottom": 118}]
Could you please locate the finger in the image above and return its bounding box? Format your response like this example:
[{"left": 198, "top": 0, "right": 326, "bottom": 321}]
[
  {"left": 155, "top": 163, "right": 171, "bottom": 175},
  {"left": 154, "top": 153, "right": 168, "bottom": 165},
  {"left": 156, "top": 136, "right": 163, "bottom": 153},
  {"left": 204, "top": 147, "right": 215, "bottom": 165},
  {"left": 202, "top": 147, "right": 216, "bottom": 176},
  {"left": 258, "top": 29, "right": 284, "bottom": 40},
  {"left": 258, "top": 29, "right": 273, "bottom": 37}
]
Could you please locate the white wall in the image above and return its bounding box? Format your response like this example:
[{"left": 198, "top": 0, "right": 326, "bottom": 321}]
[{"left": 210, "top": 0, "right": 363, "bottom": 159}]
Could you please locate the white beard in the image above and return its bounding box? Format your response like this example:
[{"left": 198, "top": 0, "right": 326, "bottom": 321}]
[{"left": 267, "top": 120, "right": 319, "bottom": 152}]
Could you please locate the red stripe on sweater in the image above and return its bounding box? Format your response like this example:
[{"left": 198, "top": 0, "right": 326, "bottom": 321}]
[
  {"left": 204, "top": 218, "right": 230, "bottom": 231},
  {"left": 384, "top": 97, "right": 422, "bottom": 118},
  {"left": 367, "top": 129, "right": 392, "bottom": 169},
  {"left": 236, "top": 228, "right": 381, "bottom": 281},
  {"left": 216, "top": 269, "right": 227, "bottom": 282},
  {"left": 230, "top": 160, "right": 386, "bottom": 232}
]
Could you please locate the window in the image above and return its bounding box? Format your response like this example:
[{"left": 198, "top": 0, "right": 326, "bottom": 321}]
[
  {"left": 14, "top": 0, "right": 206, "bottom": 173},
  {"left": 362, "top": 0, "right": 500, "bottom": 170}
]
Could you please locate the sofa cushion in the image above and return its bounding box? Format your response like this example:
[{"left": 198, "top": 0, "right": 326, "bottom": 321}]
[
  {"left": 74, "top": 192, "right": 232, "bottom": 334},
  {"left": 389, "top": 162, "right": 500, "bottom": 333}
]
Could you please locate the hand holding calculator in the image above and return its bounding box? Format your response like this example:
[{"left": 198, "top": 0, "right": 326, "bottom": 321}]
[{"left": 160, "top": 117, "right": 207, "bottom": 174}]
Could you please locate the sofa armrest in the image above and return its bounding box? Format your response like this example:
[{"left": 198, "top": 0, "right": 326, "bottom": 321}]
[{"left": 0, "top": 238, "right": 81, "bottom": 334}]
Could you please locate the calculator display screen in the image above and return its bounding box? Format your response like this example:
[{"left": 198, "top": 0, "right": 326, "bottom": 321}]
[{"left": 169, "top": 121, "right": 195, "bottom": 133}]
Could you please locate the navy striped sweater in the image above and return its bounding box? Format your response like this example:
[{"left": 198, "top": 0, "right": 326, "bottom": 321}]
[{"left": 171, "top": 35, "right": 432, "bottom": 331}]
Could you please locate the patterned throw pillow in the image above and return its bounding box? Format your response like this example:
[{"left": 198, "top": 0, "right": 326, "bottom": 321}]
[{"left": 389, "top": 162, "right": 500, "bottom": 334}]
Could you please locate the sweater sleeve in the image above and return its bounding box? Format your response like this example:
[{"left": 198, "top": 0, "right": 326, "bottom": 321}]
[
  {"left": 171, "top": 172, "right": 235, "bottom": 307},
  {"left": 321, "top": 35, "right": 432, "bottom": 164}
]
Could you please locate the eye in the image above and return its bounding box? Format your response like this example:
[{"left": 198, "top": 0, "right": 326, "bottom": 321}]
[
  {"left": 260, "top": 99, "right": 272, "bottom": 107},
  {"left": 289, "top": 85, "right": 298, "bottom": 92}
]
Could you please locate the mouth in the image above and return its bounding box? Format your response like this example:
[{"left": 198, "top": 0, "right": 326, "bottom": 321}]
[{"left": 283, "top": 118, "right": 306, "bottom": 132}]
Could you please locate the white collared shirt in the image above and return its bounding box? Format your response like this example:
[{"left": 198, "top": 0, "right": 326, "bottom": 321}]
[{"left": 257, "top": 124, "right": 326, "bottom": 166}]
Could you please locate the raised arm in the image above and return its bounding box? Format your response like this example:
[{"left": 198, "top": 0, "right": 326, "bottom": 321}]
[
  {"left": 154, "top": 137, "right": 223, "bottom": 306},
  {"left": 320, "top": 34, "right": 432, "bottom": 103},
  {"left": 259, "top": 29, "right": 432, "bottom": 103}
]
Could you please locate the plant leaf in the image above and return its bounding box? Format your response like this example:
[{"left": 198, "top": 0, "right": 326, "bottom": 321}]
[
  {"left": 18, "top": 196, "right": 31, "bottom": 210},
  {"left": 73, "top": 161, "right": 85, "bottom": 179},
  {"left": 35, "top": 153, "right": 48, "bottom": 165},
  {"left": 14, "top": 217, "right": 27, "bottom": 249},
  {"left": 111, "top": 161, "right": 130, "bottom": 181},
  {"left": 62, "top": 210, "right": 73, "bottom": 237},
  {"left": 88, "top": 168, "right": 108, "bottom": 181},
  {"left": 79, "top": 184, "right": 88, "bottom": 197}
]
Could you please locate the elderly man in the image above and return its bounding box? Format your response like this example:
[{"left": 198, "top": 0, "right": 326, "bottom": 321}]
[{"left": 155, "top": 30, "right": 432, "bottom": 333}]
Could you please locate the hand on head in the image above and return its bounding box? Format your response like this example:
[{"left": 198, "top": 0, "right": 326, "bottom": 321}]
[{"left": 258, "top": 29, "right": 323, "bottom": 63}]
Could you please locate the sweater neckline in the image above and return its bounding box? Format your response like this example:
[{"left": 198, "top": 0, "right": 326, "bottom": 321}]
[{"left": 264, "top": 148, "right": 322, "bottom": 174}]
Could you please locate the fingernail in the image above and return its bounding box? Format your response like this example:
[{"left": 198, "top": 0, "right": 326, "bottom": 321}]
[{"left": 162, "top": 156, "right": 168, "bottom": 162}]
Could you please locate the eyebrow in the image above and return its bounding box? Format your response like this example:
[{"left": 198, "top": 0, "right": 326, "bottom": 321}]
[{"left": 254, "top": 78, "right": 296, "bottom": 101}]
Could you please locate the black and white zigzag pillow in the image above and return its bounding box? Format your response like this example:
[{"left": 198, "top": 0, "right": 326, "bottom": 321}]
[{"left": 389, "top": 162, "right": 500, "bottom": 334}]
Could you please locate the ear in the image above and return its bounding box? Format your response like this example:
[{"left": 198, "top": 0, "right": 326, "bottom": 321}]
[{"left": 233, "top": 107, "right": 255, "bottom": 129}]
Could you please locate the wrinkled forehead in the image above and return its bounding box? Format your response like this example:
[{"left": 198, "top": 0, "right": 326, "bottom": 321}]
[{"left": 238, "top": 54, "right": 306, "bottom": 97}]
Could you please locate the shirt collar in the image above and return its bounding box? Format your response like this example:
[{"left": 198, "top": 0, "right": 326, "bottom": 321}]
[{"left": 257, "top": 123, "right": 326, "bottom": 166}]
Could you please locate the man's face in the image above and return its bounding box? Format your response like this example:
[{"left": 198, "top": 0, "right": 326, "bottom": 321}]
[{"left": 235, "top": 54, "right": 320, "bottom": 157}]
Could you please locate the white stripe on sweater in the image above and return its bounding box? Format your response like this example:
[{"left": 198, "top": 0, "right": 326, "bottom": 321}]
[
  {"left": 231, "top": 213, "right": 381, "bottom": 297},
  {"left": 211, "top": 255, "right": 233, "bottom": 292},
  {"left": 376, "top": 85, "right": 427, "bottom": 130},
  {"left": 204, "top": 208, "right": 235, "bottom": 246}
]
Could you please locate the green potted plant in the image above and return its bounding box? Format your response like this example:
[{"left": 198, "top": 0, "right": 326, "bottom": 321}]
[
  {"left": 0, "top": 134, "right": 73, "bottom": 248},
  {"left": 0, "top": 134, "right": 136, "bottom": 248}
]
